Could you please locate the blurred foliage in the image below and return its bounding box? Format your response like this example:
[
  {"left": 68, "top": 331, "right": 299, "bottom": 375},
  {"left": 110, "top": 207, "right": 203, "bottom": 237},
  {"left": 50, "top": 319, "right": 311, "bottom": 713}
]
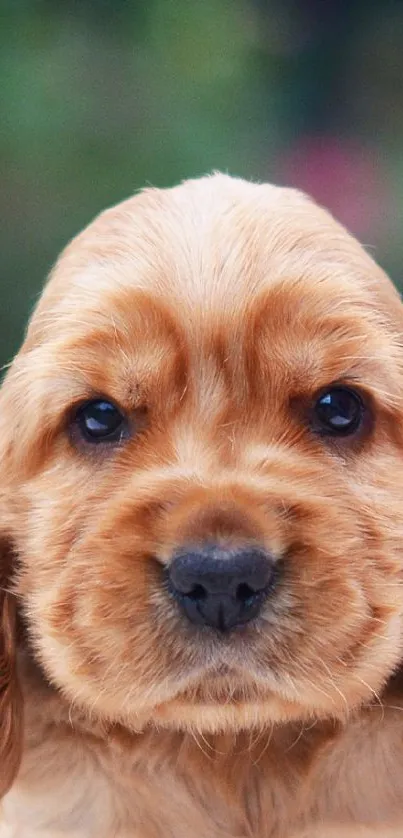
[{"left": 1, "top": 0, "right": 403, "bottom": 365}]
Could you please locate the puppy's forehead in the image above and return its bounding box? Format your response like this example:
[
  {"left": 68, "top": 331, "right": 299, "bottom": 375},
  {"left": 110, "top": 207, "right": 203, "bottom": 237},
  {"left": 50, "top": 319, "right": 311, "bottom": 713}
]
[{"left": 30, "top": 173, "right": 399, "bottom": 348}]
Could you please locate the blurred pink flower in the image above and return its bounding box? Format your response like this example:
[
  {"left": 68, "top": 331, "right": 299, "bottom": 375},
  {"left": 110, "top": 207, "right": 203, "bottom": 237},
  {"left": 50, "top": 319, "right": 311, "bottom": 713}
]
[{"left": 278, "top": 136, "right": 388, "bottom": 240}]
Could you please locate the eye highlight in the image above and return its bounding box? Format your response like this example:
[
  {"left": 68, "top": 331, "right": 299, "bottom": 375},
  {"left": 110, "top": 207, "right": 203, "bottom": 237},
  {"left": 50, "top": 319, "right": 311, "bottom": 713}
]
[
  {"left": 74, "top": 399, "right": 128, "bottom": 444},
  {"left": 313, "top": 387, "right": 364, "bottom": 437}
]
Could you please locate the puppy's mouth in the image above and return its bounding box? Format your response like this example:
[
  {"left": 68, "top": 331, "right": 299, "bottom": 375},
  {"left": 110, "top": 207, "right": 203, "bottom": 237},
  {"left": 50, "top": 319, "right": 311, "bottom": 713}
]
[{"left": 173, "top": 669, "right": 267, "bottom": 703}]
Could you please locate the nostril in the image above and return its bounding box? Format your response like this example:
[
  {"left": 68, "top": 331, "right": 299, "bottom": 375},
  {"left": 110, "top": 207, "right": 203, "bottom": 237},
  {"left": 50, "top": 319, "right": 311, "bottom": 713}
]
[
  {"left": 236, "top": 582, "right": 258, "bottom": 605},
  {"left": 186, "top": 584, "right": 207, "bottom": 602}
]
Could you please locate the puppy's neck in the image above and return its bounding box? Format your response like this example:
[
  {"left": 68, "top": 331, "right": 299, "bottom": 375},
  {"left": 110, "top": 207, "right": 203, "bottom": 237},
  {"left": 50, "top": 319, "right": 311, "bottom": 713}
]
[{"left": 13, "top": 650, "right": 403, "bottom": 838}]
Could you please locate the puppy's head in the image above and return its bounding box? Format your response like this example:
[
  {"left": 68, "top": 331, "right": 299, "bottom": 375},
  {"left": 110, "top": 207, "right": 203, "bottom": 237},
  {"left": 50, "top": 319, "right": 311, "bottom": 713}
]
[{"left": 2, "top": 174, "right": 403, "bottom": 790}]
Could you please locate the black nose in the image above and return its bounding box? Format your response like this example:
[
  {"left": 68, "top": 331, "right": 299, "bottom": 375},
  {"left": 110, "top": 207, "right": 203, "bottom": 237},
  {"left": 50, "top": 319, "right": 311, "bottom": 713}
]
[{"left": 167, "top": 544, "right": 275, "bottom": 632}]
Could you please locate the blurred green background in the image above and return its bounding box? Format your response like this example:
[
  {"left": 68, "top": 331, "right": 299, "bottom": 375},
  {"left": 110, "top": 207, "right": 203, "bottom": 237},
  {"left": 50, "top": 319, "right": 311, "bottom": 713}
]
[{"left": 2, "top": 0, "right": 403, "bottom": 366}]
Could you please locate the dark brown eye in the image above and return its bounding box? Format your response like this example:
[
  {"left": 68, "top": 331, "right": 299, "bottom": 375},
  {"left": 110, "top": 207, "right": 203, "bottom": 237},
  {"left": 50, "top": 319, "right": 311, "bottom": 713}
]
[
  {"left": 313, "top": 388, "right": 363, "bottom": 436},
  {"left": 74, "top": 399, "right": 127, "bottom": 444}
]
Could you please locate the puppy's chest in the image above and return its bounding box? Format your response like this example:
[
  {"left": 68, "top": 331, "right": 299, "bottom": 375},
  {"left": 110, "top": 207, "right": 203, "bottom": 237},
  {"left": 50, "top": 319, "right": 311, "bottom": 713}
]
[
  {"left": 1, "top": 728, "right": 305, "bottom": 838},
  {"left": 2, "top": 723, "right": 402, "bottom": 838},
  {"left": 1, "top": 744, "right": 286, "bottom": 838}
]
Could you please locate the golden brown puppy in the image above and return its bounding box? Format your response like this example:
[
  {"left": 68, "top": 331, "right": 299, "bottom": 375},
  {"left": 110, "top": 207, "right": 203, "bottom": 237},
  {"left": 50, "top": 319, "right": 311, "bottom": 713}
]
[{"left": 1, "top": 173, "right": 403, "bottom": 838}]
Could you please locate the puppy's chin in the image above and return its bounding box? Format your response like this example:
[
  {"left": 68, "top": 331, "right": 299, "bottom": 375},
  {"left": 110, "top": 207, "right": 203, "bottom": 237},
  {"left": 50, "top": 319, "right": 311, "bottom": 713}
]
[
  {"left": 114, "top": 665, "right": 385, "bottom": 736},
  {"left": 146, "top": 683, "right": 384, "bottom": 736},
  {"left": 152, "top": 701, "right": 298, "bottom": 734},
  {"left": 103, "top": 681, "right": 307, "bottom": 736},
  {"left": 149, "top": 687, "right": 307, "bottom": 734}
]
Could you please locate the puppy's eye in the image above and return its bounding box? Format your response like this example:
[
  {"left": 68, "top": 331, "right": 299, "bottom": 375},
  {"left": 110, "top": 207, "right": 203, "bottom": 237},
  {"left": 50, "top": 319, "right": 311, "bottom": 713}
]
[
  {"left": 313, "top": 387, "right": 363, "bottom": 436},
  {"left": 75, "top": 400, "right": 127, "bottom": 444}
]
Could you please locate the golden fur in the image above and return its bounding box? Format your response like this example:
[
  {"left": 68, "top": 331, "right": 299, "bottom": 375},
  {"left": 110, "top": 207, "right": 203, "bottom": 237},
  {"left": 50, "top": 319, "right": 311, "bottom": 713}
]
[{"left": 1, "top": 173, "right": 403, "bottom": 836}]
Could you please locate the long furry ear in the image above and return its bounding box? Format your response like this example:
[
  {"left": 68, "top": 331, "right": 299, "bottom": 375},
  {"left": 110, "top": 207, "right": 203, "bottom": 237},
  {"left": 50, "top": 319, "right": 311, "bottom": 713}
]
[{"left": 0, "top": 538, "right": 22, "bottom": 797}]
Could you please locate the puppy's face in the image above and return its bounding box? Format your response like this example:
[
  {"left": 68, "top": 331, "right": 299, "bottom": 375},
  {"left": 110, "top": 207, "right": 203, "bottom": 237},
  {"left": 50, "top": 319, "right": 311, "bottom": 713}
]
[{"left": 2, "top": 174, "right": 403, "bottom": 742}]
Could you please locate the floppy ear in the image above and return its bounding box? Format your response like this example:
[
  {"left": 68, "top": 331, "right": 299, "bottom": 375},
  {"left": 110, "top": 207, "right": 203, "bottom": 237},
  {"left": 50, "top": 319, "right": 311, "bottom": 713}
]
[
  {"left": 0, "top": 536, "right": 22, "bottom": 797},
  {"left": 0, "top": 353, "right": 43, "bottom": 798}
]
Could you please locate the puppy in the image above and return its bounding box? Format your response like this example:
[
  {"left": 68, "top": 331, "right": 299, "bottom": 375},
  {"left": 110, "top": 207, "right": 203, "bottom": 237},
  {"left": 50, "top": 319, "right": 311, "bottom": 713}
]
[{"left": 1, "top": 173, "right": 403, "bottom": 838}]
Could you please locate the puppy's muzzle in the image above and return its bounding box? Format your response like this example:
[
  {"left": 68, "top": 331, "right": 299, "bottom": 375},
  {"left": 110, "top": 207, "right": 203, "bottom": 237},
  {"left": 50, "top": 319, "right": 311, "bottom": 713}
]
[{"left": 167, "top": 543, "right": 275, "bottom": 632}]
